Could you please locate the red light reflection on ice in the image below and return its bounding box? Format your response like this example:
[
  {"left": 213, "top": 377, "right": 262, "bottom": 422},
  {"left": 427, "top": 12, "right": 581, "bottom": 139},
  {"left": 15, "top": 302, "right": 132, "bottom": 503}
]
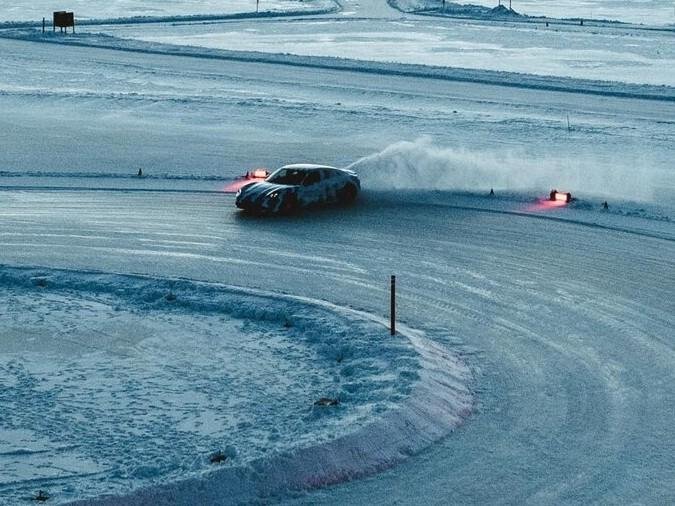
[
  {"left": 223, "top": 179, "right": 255, "bottom": 193},
  {"left": 525, "top": 198, "right": 569, "bottom": 212}
]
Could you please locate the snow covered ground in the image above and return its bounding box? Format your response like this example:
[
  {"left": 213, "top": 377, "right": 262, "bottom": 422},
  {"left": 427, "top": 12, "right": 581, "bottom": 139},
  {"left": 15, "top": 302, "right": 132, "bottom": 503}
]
[
  {"left": 0, "top": 0, "right": 337, "bottom": 23},
  {"left": 403, "top": 0, "right": 675, "bottom": 26},
  {"left": 1, "top": 0, "right": 674, "bottom": 504},
  {"left": 1, "top": 265, "right": 470, "bottom": 504},
  {"left": 97, "top": 17, "right": 675, "bottom": 85}
]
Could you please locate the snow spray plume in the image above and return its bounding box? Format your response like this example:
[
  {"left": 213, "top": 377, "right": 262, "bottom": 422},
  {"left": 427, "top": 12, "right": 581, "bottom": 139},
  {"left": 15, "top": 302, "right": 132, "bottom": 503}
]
[{"left": 348, "top": 138, "right": 657, "bottom": 201}]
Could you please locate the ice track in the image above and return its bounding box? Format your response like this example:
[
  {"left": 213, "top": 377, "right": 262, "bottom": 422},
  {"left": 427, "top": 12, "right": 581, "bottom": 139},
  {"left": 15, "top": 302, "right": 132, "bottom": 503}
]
[{"left": 0, "top": 189, "right": 673, "bottom": 504}]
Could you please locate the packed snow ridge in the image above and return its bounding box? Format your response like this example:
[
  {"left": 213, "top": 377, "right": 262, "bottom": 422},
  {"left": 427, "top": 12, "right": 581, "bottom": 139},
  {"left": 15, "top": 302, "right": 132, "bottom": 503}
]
[
  {"left": 0, "top": 265, "right": 472, "bottom": 505},
  {"left": 393, "top": 0, "right": 523, "bottom": 19}
]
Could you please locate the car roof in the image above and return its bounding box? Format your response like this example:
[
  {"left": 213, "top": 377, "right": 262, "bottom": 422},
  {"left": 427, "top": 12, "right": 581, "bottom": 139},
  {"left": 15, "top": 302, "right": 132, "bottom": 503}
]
[{"left": 279, "top": 164, "right": 337, "bottom": 171}]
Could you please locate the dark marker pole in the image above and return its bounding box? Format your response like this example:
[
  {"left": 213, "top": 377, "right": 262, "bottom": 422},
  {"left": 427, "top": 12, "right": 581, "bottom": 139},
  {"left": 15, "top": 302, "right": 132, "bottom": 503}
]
[{"left": 390, "top": 275, "right": 396, "bottom": 335}]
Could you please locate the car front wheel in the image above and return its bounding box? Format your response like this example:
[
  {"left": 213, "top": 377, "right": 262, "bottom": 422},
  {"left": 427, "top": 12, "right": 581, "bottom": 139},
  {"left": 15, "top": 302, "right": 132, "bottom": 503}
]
[{"left": 280, "top": 192, "right": 299, "bottom": 214}]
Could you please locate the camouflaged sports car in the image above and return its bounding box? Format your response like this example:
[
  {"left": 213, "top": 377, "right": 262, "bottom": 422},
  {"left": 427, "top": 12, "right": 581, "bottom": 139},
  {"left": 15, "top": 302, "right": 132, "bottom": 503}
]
[{"left": 235, "top": 164, "right": 360, "bottom": 214}]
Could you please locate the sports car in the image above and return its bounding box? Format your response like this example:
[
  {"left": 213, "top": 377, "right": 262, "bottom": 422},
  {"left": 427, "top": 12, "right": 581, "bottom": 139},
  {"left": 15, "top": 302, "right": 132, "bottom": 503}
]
[{"left": 235, "top": 164, "right": 360, "bottom": 214}]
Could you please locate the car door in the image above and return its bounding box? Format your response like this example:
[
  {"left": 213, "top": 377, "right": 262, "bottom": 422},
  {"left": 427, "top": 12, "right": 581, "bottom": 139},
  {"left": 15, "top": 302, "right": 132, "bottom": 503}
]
[
  {"left": 299, "top": 170, "right": 324, "bottom": 206},
  {"left": 321, "top": 169, "right": 340, "bottom": 202}
]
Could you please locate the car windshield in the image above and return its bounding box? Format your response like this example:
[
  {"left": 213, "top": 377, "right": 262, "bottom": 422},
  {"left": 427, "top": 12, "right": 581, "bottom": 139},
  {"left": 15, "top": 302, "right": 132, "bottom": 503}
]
[{"left": 267, "top": 168, "right": 307, "bottom": 185}]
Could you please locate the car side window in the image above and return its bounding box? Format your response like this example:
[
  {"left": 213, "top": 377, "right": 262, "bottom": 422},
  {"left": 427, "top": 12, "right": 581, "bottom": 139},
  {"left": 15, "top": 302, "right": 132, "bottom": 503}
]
[
  {"left": 303, "top": 171, "right": 321, "bottom": 186},
  {"left": 268, "top": 169, "right": 305, "bottom": 185}
]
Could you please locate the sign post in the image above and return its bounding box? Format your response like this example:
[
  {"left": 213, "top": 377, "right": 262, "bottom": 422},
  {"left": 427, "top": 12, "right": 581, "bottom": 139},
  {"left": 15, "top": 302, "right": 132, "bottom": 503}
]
[{"left": 390, "top": 275, "right": 396, "bottom": 336}]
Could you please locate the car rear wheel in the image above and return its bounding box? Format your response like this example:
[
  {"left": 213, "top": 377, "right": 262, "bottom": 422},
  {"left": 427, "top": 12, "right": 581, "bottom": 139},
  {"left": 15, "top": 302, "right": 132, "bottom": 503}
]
[{"left": 339, "top": 183, "right": 358, "bottom": 204}]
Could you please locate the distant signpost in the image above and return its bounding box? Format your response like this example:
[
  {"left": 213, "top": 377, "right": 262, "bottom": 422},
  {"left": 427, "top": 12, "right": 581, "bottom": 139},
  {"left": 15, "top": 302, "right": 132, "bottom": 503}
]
[{"left": 53, "top": 11, "right": 75, "bottom": 33}]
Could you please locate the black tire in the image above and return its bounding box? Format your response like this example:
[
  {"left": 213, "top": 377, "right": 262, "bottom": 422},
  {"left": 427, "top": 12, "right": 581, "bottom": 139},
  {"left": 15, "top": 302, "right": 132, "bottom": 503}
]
[
  {"left": 280, "top": 193, "right": 299, "bottom": 214},
  {"left": 339, "top": 184, "right": 358, "bottom": 204}
]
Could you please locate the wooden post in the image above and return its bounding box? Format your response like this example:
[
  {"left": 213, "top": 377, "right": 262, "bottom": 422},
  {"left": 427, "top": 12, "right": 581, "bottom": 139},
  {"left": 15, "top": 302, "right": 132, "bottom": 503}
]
[
  {"left": 256, "top": 0, "right": 260, "bottom": 13},
  {"left": 42, "top": 17, "right": 45, "bottom": 33},
  {"left": 390, "top": 275, "right": 396, "bottom": 335}
]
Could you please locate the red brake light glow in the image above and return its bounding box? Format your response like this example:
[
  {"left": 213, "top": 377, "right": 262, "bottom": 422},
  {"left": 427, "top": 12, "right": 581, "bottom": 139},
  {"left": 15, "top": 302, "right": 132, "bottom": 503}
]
[{"left": 525, "top": 189, "right": 574, "bottom": 211}]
